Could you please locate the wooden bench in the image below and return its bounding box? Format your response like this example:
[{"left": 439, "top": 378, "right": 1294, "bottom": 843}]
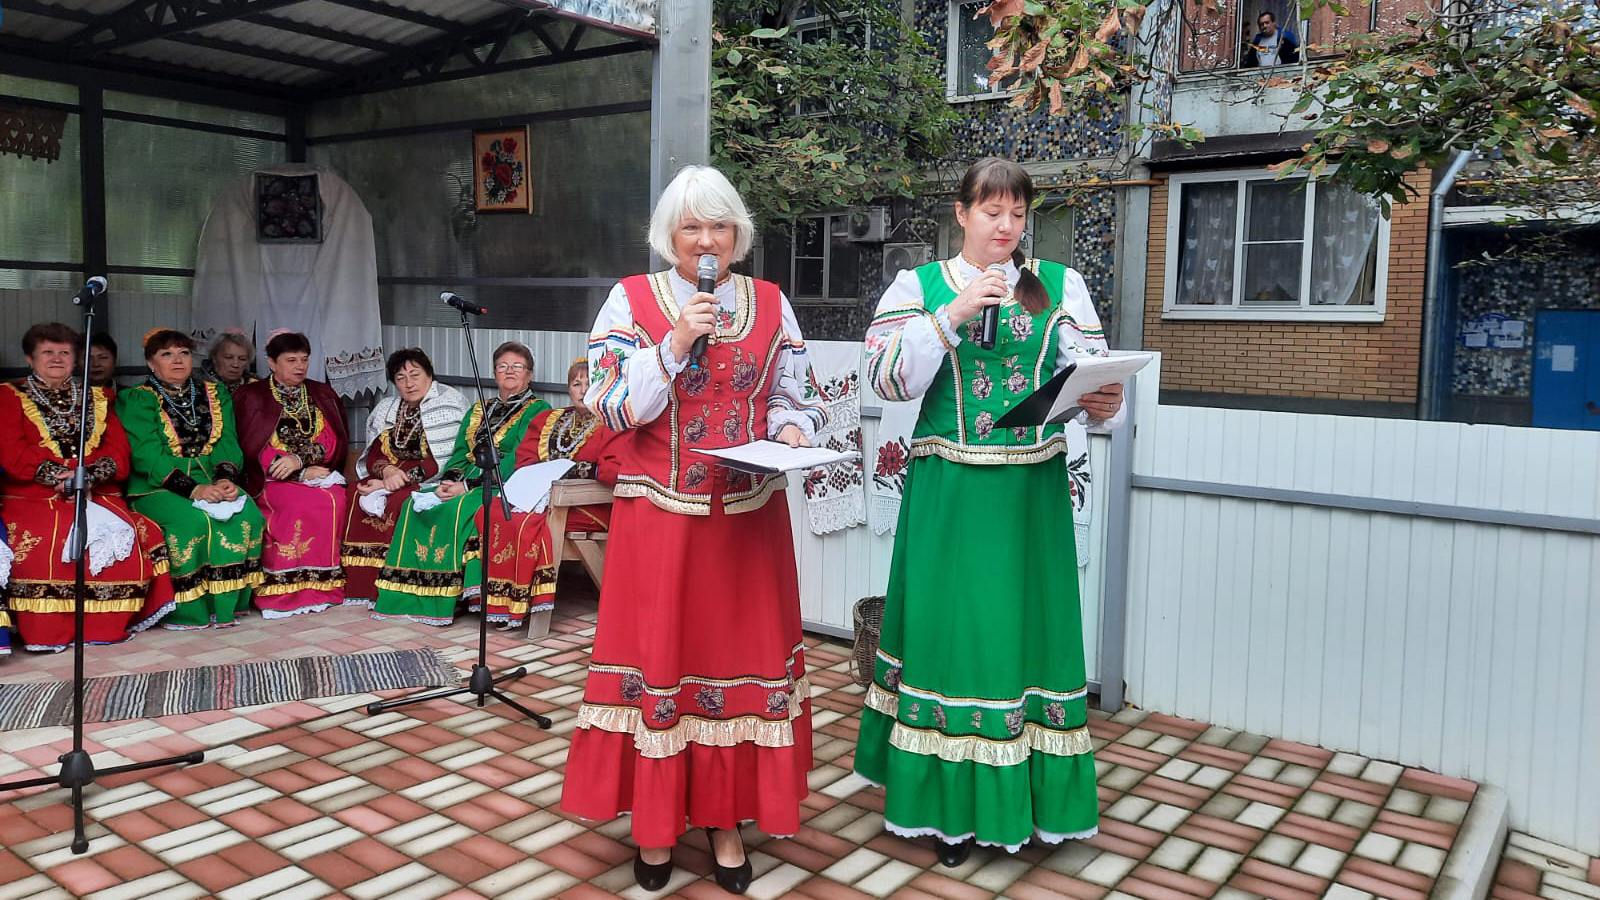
[{"left": 526, "top": 478, "right": 613, "bottom": 639}]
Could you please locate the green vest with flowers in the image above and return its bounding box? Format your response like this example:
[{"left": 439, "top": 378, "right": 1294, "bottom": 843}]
[{"left": 911, "top": 258, "right": 1070, "bottom": 465}]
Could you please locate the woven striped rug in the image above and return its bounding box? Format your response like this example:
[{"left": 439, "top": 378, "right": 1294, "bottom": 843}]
[{"left": 0, "top": 648, "right": 461, "bottom": 730}]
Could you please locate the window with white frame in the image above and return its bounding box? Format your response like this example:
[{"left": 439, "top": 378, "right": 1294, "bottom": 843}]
[
  {"left": 1163, "top": 168, "right": 1388, "bottom": 321},
  {"left": 947, "top": 0, "right": 1006, "bottom": 99},
  {"left": 790, "top": 214, "right": 861, "bottom": 303}
]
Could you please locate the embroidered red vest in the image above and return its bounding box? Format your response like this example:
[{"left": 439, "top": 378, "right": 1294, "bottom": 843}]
[{"left": 613, "top": 272, "right": 787, "bottom": 516}]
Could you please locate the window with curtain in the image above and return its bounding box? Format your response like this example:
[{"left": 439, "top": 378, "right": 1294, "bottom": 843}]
[{"left": 1165, "top": 169, "right": 1386, "bottom": 320}]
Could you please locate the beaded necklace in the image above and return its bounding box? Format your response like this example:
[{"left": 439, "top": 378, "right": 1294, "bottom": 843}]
[
  {"left": 549, "top": 408, "right": 598, "bottom": 459},
  {"left": 271, "top": 378, "right": 316, "bottom": 437},
  {"left": 151, "top": 376, "right": 201, "bottom": 429},
  {"left": 26, "top": 374, "right": 84, "bottom": 447}
]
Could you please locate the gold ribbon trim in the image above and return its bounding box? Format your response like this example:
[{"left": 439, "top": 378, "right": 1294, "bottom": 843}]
[
  {"left": 256, "top": 577, "right": 345, "bottom": 597},
  {"left": 373, "top": 578, "right": 459, "bottom": 597},
  {"left": 887, "top": 720, "right": 1094, "bottom": 766},
  {"left": 6, "top": 597, "right": 148, "bottom": 614},
  {"left": 576, "top": 703, "right": 800, "bottom": 759}
]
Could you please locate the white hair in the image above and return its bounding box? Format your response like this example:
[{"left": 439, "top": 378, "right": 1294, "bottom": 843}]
[{"left": 647, "top": 165, "right": 756, "bottom": 266}]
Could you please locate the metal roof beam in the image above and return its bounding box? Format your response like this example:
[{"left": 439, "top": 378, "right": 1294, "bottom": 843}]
[
  {"left": 241, "top": 13, "right": 407, "bottom": 55},
  {"left": 65, "top": 0, "right": 313, "bottom": 58},
  {"left": 314, "top": 0, "right": 462, "bottom": 33},
  {"left": 163, "top": 33, "right": 356, "bottom": 73},
  {"left": 3, "top": 0, "right": 98, "bottom": 24},
  {"left": 306, "top": 10, "right": 647, "bottom": 100}
]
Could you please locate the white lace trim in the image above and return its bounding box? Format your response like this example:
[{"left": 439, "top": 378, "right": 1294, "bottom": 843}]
[
  {"left": 881, "top": 819, "right": 1098, "bottom": 853},
  {"left": 258, "top": 603, "right": 333, "bottom": 619},
  {"left": 0, "top": 538, "right": 13, "bottom": 588},
  {"left": 59, "top": 501, "right": 137, "bottom": 576}
]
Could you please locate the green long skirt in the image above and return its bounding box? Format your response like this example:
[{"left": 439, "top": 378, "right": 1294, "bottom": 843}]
[
  {"left": 371, "top": 492, "right": 483, "bottom": 626},
  {"left": 130, "top": 492, "right": 264, "bottom": 628},
  {"left": 854, "top": 455, "right": 1099, "bottom": 850}
]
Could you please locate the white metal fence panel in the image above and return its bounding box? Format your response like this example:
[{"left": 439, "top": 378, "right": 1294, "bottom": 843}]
[{"left": 1126, "top": 404, "right": 1600, "bottom": 854}]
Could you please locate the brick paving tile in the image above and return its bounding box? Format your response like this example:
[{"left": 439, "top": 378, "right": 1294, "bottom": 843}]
[
  {"left": 45, "top": 858, "right": 120, "bottom": 896},
  {"left": 4, "top": 601, "right": 1581, "bottom": 900}
]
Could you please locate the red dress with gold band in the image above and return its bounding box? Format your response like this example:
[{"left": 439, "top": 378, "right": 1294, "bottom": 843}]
[
  {"left": 0, "top": 379, "right": 175, "bottom": 650},
  {"left": 562, "top": 274, "right": 813, "bottom": 846},
  {"left": 478, "top": 406, "right": 624, "bottom": 626},
  {"left": 340, "top": 403, "right": 440, "bottom": 605}
]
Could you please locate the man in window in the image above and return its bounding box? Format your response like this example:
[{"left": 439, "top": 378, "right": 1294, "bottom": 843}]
[{"left": 1242, "top": 11, "right": 1299, "bottom": 67}]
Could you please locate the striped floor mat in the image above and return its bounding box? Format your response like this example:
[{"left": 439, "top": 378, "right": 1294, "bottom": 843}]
[{"left": 0, "top": 648, "right": 461, "bottom": 730}]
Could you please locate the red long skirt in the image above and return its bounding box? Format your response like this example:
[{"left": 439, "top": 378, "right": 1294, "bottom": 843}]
[{"left": 561, "top": 488, "right": 812, "bottom": 847}]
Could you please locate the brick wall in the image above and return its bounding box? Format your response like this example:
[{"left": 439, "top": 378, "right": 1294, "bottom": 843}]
[{"left": 1143, "top": 168, "right": 1430, "bottom": 404}]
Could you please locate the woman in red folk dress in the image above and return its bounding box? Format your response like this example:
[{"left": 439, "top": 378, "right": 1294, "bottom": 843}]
[
  {"left": 483, "top": 357, "right": 625, "bottom": 632},
  {"left": 0, "top": 323, "right": 174, "bottom": 651},
  {"left": 561, "top": 166, "right": 828, "bottom": 895}
]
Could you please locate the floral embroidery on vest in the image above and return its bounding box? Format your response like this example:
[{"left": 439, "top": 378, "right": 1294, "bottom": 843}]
[
  {"left": 970, "top": 361, "right": 993, "bottom": 399},
  {"left": 683, "top": 413, "right": 708, "bottom": 444},
  {"left": 695, "top": 686, "right": 726, "bottom": 715}
]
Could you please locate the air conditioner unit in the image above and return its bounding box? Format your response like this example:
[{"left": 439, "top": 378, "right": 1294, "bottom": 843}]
[
  {"left": 882, "top": 242, "right": 934, "bottom": 284},
  {"left": 847, "top": 206, "right": 890, "bottom": 243}
]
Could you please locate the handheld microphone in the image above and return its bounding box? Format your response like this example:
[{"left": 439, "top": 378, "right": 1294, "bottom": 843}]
[
  {"left": 978, "top": 263, "right": 1005, "bottom": 350},
  {"left": 688, "top": 253, "right": 718, "bottom": 369},
  {"left": 73, "top": 276, "right": 108, "bottom": 307},
  {"left": 441, "top": 291, "right": 487, "bottom": 316}
]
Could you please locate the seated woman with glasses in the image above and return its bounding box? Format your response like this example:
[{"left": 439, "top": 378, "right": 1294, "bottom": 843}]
[
  {"left": 0, "top": 323, "right": 176, "bottom": 650},
  {"left": 341, "top": 348, "right": 467, "bottom": 608},
  {"left": 372, "top": 341, "right": 549, "bottom": 626},
  {"left": 233, "top": 330, "right": 350, "bottom": 619},
  {"left": 482, "top": 356, "right": 625, "bottom": 631}
]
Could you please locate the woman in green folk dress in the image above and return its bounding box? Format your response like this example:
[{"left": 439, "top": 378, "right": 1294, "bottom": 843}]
[
  {"left": 855, "top": 158, "right": 1126, "bottom": 863},
  {"left": 118, "top": 329, "right": 265, "bottom": 628},
  {"left": 372, "top": 341, "right": 549, "bottom": 626}
]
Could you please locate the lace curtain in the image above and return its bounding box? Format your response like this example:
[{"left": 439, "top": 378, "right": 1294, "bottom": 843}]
[
  {"left": 1311, "top": 184, "right": 1380, "bottom": 305},
  {"left": 1175, "top": 182, "right": 1237, "bottom": 305}
]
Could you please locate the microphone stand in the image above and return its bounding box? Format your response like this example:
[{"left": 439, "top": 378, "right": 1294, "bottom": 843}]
[
  {"left": 0, "top": 287, "right": 204, "bottom": 854},
  {"left": 365, "top": 308, "right": 551, "bottom": 728}
]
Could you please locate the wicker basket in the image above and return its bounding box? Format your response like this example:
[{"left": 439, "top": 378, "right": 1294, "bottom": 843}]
[{"left": 850, "top": 595, "right": 885, "bottom": 688}]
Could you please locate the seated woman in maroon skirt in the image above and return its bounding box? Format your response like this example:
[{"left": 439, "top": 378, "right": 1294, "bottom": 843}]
[
  {"left": 0, "top": 322, "right": 174, "bottom": 650},
  {"left": 233, "top": 330, "right": 350, "bottom": 618},
  {"left": 341, "top": 349, "right": 467, "bottom": 607}
]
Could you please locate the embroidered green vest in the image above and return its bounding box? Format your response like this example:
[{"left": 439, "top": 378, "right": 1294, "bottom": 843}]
[{"left": 911, "top": 258, "right": 1070, "bottom": 465}]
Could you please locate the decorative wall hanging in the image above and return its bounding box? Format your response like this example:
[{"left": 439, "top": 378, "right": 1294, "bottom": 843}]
[
  {"left": 254, "top": 172, "right": 324, "bottom": 243},
  {"left": 473, "top": 126, "right": 532, "bottom": 213},
  {"left": 0, "top": 102, "right": 67, "bottom": 162}
]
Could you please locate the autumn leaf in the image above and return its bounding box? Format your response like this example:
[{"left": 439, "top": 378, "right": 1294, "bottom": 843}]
[
  {"left": 1049, "top": 80, "right": 1065, "bottom": 115},
  {"left": 1095, "top": 9, "right": 1122, "bottom": 42},
  {"left": 1565, "top": 90, "right": 1596, "bottom": 119},
  {"left": 1021, "top": 41, "right": 1048, "bottom": 70},
  {"left": 981, "top": 0, "right": 1023, "bottom": 25},
  {"left": 1367, "top": 139, "right": 1390, "bottom": 153}
]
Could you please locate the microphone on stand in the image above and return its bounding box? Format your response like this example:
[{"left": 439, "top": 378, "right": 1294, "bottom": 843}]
[
  {"left": 442, "top": 291, "right": 488, "bottom": 316},
  {"left": 72, "top": 276, "right": 108, "bottom": 307},
  {"left": 978, "top": 263, "right": 1005, "bottom": 350},
  {"left": 688, "top": 253, "right": 718, "bottom": 369}
]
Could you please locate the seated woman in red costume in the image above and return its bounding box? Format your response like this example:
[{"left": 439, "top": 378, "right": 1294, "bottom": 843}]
[
  {"left": 233, "top": 330, "right": 350, "bottom": 618},
  {"left": 0, "top": 323, "right": 174, "bottom": 651},
  {"left": 483, "top": 356, "right": 624, "bottom": 631},
  {"left": 341, "top": 348, "right": 468, "bottom": 607}
]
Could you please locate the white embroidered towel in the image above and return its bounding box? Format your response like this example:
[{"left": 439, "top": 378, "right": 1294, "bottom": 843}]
[
  {"left": 192, "top": 496, "right": 249, "bottom": 522},
  {"left": 801, "top": 342, "right": 867, "bottom": 536},
  {"left": 60, "top": 501, "right": 136, "bottom": 576}
]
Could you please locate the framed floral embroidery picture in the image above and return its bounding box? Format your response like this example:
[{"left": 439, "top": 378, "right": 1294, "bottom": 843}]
[{"left": 472, "top": 126, "right": 532, "bottom": 213}]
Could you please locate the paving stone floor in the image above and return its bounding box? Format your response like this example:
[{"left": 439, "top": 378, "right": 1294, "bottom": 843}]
[{"left": 0, "top": 576, "right": 1591, "bottom": 900}]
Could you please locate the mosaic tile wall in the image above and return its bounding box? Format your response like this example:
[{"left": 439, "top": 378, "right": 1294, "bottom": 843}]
[{"left": 1450, "top": 229, "right": 1600, "bottom": 397}]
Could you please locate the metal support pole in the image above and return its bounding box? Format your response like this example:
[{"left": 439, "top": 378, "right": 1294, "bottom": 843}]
[
  {"left": 1096, "top": 379, "right": 1136, "bottom": 712},
  {"left": 649, "top": 0, "right": 711, "bottom": 263}
]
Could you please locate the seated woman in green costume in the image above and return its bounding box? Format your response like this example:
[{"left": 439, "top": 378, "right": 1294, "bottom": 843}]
[
  {"left": 117, "top": 329, "right": 265, "bottom": 629},
  {"left": 855, "top": 157, "right": 1126, "bottom": 864},
  {"left": 372, "top": 341, "right": 549, "bottom": 626}
]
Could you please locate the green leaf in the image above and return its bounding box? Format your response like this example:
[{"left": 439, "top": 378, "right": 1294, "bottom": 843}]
[{"left": 726, "top": 48, "right": 743, "bottom": 66}]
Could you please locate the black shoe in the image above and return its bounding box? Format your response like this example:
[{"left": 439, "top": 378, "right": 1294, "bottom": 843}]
[
  {"left": 705, "top": 827, "right": 753, "bottom": 894},
  {"left": 633, "top": 850, "right": 673, "bottom": 891},
  {"left": 936, "top": 838, "right": 973, "bottom": 868}
]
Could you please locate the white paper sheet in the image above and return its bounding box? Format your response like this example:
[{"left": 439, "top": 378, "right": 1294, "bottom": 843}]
[
  {"left": 503, "top": 460, "right": 578, "bottom": 514},
  {"left": 692, "top": 441, "right": 858, "bottom": 474}
]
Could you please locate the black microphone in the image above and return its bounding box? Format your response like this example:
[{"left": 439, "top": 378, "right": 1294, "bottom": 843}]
[
  {"left": 688, "top": 253, "right": 717, "bottom": 369},
  {"left": 978, "top": 263, "right": 1004, "bottom": 350},
  {"left": 73, "top": 276, "right": 108, "bottom": 307},
  {"left": 441, "top": 291, "right": 487, "bottom": 316}
]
